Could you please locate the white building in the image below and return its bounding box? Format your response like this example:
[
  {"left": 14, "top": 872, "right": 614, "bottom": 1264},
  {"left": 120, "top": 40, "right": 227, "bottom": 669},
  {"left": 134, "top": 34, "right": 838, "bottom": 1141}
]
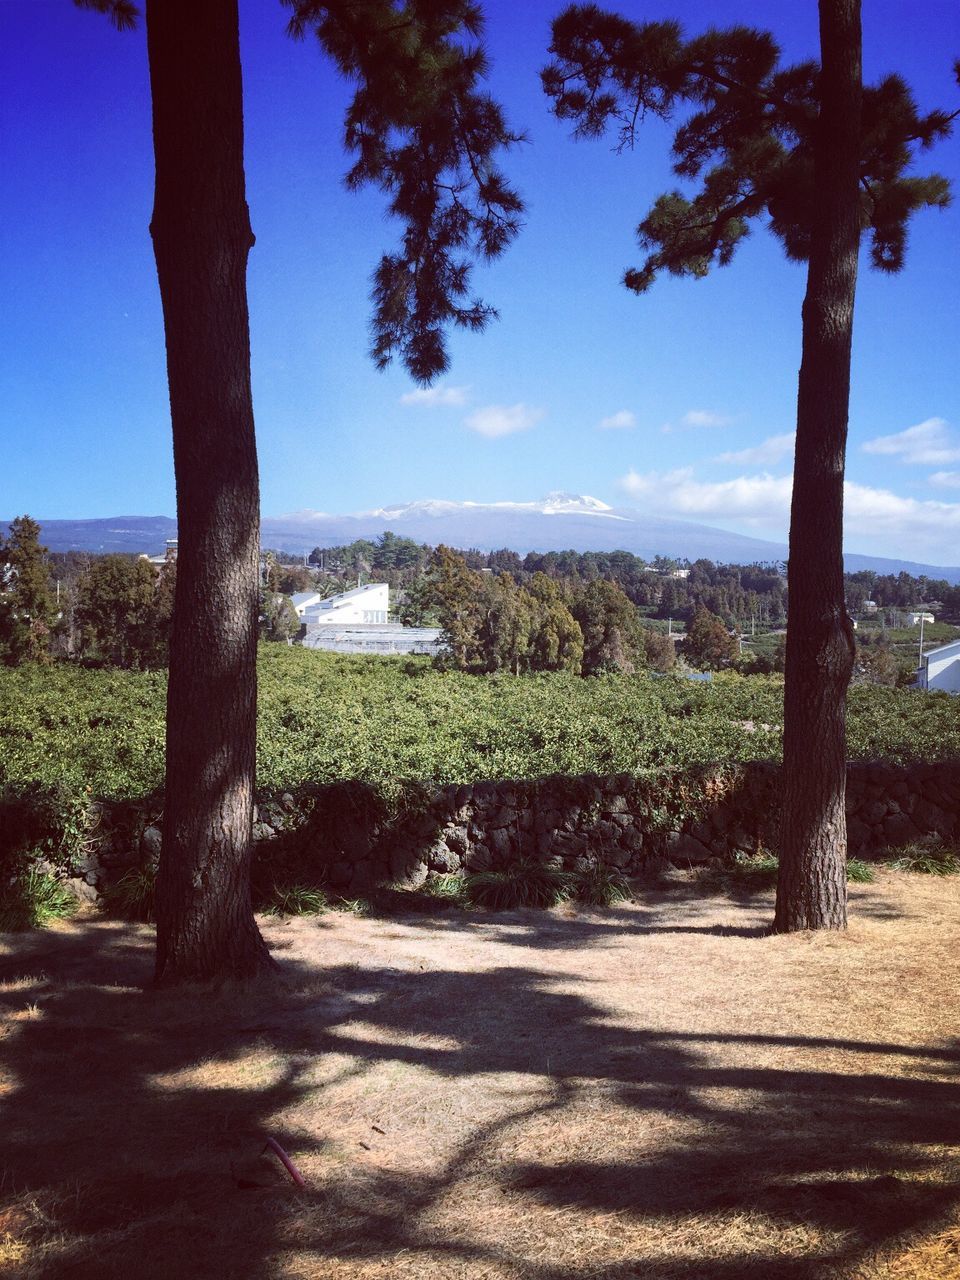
[
  {"left": 290, "top": 591, "right": 325, "bottom": 618},
  {"left": 907, "top": 612, "right": 935, "bottom": 626},
  {"left": 918, "top": 638, "right": 960, "bottom": 694},
  {"left": 296, "top": 582, "right": 443, "bottom": 656},
  {"left": 295, "top": 583, "right": 390, "bottom": 625}
]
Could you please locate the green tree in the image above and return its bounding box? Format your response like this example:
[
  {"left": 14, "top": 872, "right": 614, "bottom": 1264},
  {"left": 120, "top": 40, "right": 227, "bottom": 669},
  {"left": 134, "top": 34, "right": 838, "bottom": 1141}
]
[
  {"left": 277, "top": 564, "right": 315, "bottom": 595},
  {"left": 80, "top": 0, "right": 522, "bottom": 982},
  {"left": 429, "top": 545, "right": 486, "bottom": 668},
  {"left": 259, "top": 590, "right": 300, "bottom": 643},
  {"left": 76, "top": 554, "right": 172, "bottom": 668},
  {"left": 543, "top": 2, "right": 956, "bottom": 931},
  {"left": 477, "top": 573, "right": 535, "bottom": 674},
  {"left": 856, "top": 635, "right": 899, "bottom": 686},
  {"left": 571, "top": 579, "right": 645, "bottom": 675},
  {"left": 0, "top": 516, "right": 54, "bottom": 665},
  {"left": 642, "top": 626, "right": 675, "bottom": 674},
  {"left": 682, "top": 607, "right": 738, "bottom": 672},
  {"left": 396, "top": 576, "right": 439, "bottom": 627},
  {"left": 527, "top": 572, "right": 583, "bottom": 673}
]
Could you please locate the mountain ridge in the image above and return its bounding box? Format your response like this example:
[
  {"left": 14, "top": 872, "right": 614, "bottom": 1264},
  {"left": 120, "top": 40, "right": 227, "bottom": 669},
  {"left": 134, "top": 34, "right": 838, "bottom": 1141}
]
[{"left": 10, "top": 497, "right": 960, "bottom": 583}]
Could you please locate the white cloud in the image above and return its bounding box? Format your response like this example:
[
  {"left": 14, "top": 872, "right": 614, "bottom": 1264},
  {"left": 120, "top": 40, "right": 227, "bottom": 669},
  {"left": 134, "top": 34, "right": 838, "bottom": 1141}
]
[
  {"left": 844, "top": 480, "right": 960, "bottom": 536},
  {"left": 716, "top": 433, "right": 795, "bottom": 466},
  {"left": 464, "top": 403, "right": 545, "bottom": 439},
  {"left": 598, "top": 410, "right": 636, "bottom": 430},
  {"left": 617, "top": 463, "right": 960, "bottom": 561},
  {"left": 681, "top": 409, "right": 732, "bottom": 428},
  {"left": 861, "top": 417, "right": 960, "bottom": 465},
  {"left": 930, "top": 471, "right": 960, "bottom": 488},
  {"left": 618, "top": 467, "right": 792, "bottom": 523},
  {"left": 400, "top": 383, "right": 469, "bottom": 407}
]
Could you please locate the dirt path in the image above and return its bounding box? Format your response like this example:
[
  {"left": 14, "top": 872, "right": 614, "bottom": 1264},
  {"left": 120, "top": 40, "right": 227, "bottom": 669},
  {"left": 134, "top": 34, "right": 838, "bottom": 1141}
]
[{"left": 2, "top": 871, "right": 959, "bottom": 1279}]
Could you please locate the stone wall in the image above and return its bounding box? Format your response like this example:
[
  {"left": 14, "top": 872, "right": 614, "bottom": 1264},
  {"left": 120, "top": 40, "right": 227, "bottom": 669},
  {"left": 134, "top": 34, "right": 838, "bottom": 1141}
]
[
  {"left": 249, "top": 760, "right": 960, "bottom": 898},
  {"left": 7, "top": 760, "right": 959, "bottom": 901}
]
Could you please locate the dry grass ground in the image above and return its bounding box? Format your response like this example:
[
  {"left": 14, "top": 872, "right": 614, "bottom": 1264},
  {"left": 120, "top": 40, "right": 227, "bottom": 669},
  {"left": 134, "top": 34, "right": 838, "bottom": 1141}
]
[{"left": 1, "top": 869, "right": 959, "bottom": 1280}]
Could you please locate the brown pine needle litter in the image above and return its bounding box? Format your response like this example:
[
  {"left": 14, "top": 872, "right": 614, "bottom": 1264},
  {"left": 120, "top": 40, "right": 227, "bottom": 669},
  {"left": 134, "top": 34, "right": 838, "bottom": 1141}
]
[{"left": 1, "top": 868, "right": 959, "bottom": 1279}]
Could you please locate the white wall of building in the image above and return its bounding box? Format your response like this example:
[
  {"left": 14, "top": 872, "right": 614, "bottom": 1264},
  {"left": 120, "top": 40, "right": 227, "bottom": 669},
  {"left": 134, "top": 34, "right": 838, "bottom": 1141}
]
[
  {"left": 301, "top": 582, "right": 390, "bottom": 626},
  {"left": 922, "top": 639, "right": 960, "bottom": 693}
]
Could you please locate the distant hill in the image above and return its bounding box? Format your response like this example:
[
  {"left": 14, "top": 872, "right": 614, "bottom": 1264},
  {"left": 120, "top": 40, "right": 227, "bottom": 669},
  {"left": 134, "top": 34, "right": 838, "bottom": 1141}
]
[{"left": 13, "top": 495, "right": 960, "bottom": 584}]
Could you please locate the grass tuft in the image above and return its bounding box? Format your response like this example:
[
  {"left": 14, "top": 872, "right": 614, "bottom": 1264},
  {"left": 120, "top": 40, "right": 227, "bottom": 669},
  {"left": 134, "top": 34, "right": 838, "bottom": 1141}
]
[
  {"left": 846, "top": 858, "right": 876, "bottom": 883},
  {"left": 331, "top": 897, "right": 371, "bottom": 916},
  {"left": 886, "top": 838, "right": 960, "bottom": 876},
  {"left": 420, "top": 874, "right": 469, "bottom": 905},
  {"left": 728, "top": 850, "right": 780, "bottom": 888},
  {"left": 465, "top": 859, "right": 574, "bottom": 910},
  {"left": 0, "top": 866, "right": 79, "bottom": 932},
  {"left": 101, "top": 865, "right": 156, "bottom": 922},
  {"left": 262, "top": 884, "right": 328, "bottom": 917},
  {"left": 572, "top": 864, "right": 633, "bottom": 906}
]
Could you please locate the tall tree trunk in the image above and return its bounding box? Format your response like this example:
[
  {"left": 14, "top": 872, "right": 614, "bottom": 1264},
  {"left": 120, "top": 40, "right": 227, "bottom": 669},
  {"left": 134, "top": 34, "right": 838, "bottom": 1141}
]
[
  {"left": 147, "top": 0, "right": 274, "bottom": 980},
  {"left": 775, "top": 0, "right": 862, "bottom": 932}
]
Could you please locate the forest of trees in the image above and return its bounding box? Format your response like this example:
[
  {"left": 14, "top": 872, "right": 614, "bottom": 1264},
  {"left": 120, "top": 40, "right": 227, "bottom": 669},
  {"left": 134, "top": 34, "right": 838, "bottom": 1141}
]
[{"left": 6, "top": 516, "right": 956, "bottom": 685}]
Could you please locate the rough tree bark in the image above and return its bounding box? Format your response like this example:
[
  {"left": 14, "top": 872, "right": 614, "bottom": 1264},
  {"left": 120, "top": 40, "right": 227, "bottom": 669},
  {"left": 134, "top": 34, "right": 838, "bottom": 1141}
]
[
  {"left": 774, "top": 0, "right": 862, "bottom": 932},
  {"left": 147, "top": 0, "right": 275, "bottom": 980}
]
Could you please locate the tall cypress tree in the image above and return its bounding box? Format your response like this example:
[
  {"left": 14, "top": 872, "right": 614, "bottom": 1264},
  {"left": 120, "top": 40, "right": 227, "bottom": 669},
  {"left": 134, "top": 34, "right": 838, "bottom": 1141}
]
[
  {"left": 78, "top": 0, "right": 522, "bottom": 981},
  {"left": 543, "top": 2, "right": 956, "bottom": 930},
  {"left": 0, "top": 516, "right": 54, "bottom": 665}
]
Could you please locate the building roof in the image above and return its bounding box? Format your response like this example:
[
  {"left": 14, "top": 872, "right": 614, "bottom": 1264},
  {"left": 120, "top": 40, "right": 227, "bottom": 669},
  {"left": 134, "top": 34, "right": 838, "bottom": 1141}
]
[{"left": 923, "top": 638, "right": 960, "bottom": 660}]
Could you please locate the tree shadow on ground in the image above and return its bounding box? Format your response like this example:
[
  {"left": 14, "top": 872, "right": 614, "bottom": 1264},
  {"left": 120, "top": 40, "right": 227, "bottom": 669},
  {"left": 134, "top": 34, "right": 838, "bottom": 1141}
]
[{"left": 1, "top": 906, "right": 958, "bottom": 1278}]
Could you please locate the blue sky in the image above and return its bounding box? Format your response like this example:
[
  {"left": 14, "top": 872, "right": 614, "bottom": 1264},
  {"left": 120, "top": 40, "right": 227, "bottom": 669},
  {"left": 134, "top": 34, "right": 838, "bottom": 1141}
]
[{"left": 1, "top": 1, "right": 958, "bottom": 564}]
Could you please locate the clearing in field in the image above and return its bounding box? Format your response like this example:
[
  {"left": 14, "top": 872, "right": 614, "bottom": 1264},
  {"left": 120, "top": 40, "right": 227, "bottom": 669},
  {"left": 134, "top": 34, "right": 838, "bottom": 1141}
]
[{"left": 1, "top": 870, "right": 959, "bottom": 1279}]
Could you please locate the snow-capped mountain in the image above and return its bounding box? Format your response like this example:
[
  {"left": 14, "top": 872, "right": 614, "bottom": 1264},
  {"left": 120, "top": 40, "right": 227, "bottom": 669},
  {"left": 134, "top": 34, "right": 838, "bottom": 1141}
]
[
  {"left": 360, "top": 492, "right": 627, "bottom": 522},
  {"left": 17, "top": 498, "right": 960, "bottom": 581}
]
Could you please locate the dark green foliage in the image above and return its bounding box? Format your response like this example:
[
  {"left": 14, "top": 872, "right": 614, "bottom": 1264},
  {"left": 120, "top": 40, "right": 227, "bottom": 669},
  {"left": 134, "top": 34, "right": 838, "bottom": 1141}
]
[
  {"left": 0, "top": 867, "right": 79, "bottom": 932},
  {"left": 465, "top": 859, "right": 574, "bottom": 909},
  {"left": 73, "top": 0, "right": 138, "bottom": 31},
  {"left": 285, "top": 0, "right": 524, "bottom": 382},
  {"left": 543, "top": 5, "right": 954, "bottom": 290},
  {"left": 101, "top": 865, "right": 157, "bottom": 922}
]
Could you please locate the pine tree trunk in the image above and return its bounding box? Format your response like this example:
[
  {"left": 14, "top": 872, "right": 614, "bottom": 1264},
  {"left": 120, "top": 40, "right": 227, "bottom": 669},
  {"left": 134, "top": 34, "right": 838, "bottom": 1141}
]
[
  {"left": 146, "top": 0, "right": 274, "bottom": 981},
  {"left": 775, "top": 0, "right": 862, "bottom": 932}
]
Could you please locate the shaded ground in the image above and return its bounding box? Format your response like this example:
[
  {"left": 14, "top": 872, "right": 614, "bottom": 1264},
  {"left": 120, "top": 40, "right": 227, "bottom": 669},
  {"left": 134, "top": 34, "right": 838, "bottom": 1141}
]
[{"left": 2, "top": 870, "right": 959, "bottom": 1279}]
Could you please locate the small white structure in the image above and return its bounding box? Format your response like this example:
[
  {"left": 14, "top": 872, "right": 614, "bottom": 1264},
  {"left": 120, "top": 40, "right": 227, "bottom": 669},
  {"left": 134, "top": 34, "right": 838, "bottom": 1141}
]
[
  {"left": 299, "top": 582, "right": 390, "bottom": 626},
  {"left": 907, "top": 612, "right": 935, "bottom": 626},
  {"left": 140, "top": 539, "right": 178, "bottom": 568},
  {"left": 918, "top": 638, "right": 960, "bottom": 694},
  {"left": 290, "top": 591, "right": 325, "bottom": 618},
  {"left": 862, "top": 600, "right": 878, "bottom": 615}
]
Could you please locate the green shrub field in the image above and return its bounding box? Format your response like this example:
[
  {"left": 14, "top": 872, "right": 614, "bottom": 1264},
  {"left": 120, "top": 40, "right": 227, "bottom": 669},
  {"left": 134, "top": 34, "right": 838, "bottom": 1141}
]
[{"left": 1, "top": 646, "right": 958, "bottom": 805}]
